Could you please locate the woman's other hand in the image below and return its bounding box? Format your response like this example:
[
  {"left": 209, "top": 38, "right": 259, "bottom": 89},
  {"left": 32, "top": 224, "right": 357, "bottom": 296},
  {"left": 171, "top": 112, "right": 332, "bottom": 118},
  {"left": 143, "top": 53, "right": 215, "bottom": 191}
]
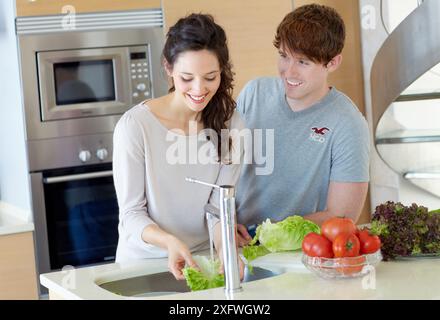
[
  {"left": 166, "top": 236, "right": 198, "bottom": 280},
  {"left": 237, "top": 224, "right": 252, "bottom": 247},
  {"left": 213, "top": 223, "right": 245, "bottom": 280},
  {"left": 217, "top": 247, "right": 245, "bottom": 281}
]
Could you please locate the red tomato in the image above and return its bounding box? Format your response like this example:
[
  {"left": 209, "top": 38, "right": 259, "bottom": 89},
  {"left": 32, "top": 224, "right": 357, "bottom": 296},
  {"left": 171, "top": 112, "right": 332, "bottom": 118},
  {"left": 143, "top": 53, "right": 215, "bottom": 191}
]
[
  {"left": 357, "top": 229, "right": 381, "bottom": 254},
  {"left": 302, "top": 232, "right": 334, "bottom": 258},
  {"left": 321, "top": 217, "right": 357, "bottom": 242},
  {"left": 332, "top": 233, "right": 360, "bottom": 257},
  {"left": 336, "top": 255, "right": 366, "bottom": 275}
]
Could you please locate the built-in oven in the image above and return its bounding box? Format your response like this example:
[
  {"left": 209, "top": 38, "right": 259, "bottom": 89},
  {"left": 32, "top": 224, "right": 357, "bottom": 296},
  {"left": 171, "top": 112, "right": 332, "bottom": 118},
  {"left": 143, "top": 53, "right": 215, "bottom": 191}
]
[
  {"left": 28, "top": 132, "right": 120, "bottom": 276},
  {"left": 31, "top": 163, "right": 118, "bottom": 270}
]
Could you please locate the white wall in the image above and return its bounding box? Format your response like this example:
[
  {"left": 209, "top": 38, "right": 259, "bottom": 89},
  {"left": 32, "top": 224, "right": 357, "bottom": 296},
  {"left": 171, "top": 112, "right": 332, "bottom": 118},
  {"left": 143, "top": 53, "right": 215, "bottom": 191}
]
[
  {"left": 360, "top": 0, "right": 440, "bottom": 212},
  {"left": 359, "top": 0, "right": 400, "bottom": 211},
  {"left": 0, "top": 0, "right": 31, "bottom": 213}
]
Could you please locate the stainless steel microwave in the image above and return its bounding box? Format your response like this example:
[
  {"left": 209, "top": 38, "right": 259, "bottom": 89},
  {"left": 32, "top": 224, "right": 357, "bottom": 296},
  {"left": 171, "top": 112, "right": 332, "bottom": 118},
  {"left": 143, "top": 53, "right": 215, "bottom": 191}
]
[{"left": 37, "top": 45, "right": 153, "bottom": 121}]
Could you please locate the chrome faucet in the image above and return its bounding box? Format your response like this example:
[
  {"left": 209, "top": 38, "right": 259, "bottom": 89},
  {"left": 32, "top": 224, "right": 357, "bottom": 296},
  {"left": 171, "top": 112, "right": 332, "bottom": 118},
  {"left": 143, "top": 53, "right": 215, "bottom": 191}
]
[{"left": 185, "top": 177, "right": 242, "bottom": 295}]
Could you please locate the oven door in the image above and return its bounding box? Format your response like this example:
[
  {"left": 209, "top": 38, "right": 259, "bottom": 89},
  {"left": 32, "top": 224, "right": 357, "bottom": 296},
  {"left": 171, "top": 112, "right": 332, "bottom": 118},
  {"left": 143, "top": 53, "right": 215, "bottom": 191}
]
[
  {"left": 37, "top": 46, "right": 132, "bottom": 121},
  {"left": 33, "top": 164, "right": 119, "bottom": 271}
]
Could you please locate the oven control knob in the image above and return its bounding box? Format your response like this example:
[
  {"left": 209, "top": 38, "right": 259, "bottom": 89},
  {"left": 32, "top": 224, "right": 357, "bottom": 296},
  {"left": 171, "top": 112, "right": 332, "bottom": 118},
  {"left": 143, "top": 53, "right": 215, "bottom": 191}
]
[
  {"left": 79, "top": 150, "right": 91, "bottom": 163},
  {"left": 136, "top": 83, "right": 147, "bottom": 91},
  {"left": 96, "top": 148, "right": 109, "bottom": 161}
]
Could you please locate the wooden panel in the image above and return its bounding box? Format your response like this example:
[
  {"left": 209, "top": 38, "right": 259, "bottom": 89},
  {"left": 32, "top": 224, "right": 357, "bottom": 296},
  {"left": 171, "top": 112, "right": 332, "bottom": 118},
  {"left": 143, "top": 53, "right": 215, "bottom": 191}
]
[
  {"left": 295, "top": 0, "right": 371, "bottom": 223},
  {"left": 0, "top": 232, "right": 38, "bottom": 300},
  {"left": 16, "top": 0, "right": 161, "bottom": 17},
  {"left": 162, "top": 0, "right": 293, "bottom": 98}
]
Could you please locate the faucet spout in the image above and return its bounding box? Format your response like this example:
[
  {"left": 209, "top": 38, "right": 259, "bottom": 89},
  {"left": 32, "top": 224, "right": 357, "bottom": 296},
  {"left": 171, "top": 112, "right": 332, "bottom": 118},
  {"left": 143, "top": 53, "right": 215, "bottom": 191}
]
[
  {"left": 187, "top": 177, "right": 242, "bottom": 295},
  {"left": 218, "top": 185, "right": 242, "bottom": 294}
]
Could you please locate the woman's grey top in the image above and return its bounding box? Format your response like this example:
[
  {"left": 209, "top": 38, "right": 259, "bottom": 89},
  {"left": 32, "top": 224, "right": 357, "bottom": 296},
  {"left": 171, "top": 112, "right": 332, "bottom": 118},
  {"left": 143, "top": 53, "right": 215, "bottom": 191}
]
[{"left": 113, "top": 103, "right": 245, "bottom": 262}]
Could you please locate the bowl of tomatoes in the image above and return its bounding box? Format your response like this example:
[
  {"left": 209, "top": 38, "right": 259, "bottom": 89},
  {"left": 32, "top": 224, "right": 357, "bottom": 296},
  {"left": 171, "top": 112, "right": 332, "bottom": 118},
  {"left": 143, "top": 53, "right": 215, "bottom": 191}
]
[{"left": 301, "top": 217, "right": 382, "bottom": 279}]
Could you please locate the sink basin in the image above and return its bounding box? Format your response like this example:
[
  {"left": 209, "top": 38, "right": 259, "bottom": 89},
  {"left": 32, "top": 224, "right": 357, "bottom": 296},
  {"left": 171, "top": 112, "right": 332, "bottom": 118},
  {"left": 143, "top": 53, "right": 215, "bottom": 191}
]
[
  {"left": 99, "top": 266, "right": 284, "bottom": 298},
  {"left": 99, "top": 271, "right": 191, "bottom": 298}
]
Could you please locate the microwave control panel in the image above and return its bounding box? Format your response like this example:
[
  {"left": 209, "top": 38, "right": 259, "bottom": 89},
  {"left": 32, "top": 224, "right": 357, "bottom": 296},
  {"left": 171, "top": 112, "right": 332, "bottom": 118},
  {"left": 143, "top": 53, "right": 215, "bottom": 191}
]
[{"left": 129, "top": 46, "right": 152, "bottom": 103}]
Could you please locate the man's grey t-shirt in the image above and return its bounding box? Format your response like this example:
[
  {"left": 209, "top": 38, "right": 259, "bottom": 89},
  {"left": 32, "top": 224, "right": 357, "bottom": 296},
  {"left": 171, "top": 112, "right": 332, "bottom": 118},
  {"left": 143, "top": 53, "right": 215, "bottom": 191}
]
[{"left": 235, "top": 77, "right": 370, "bottom": 226}]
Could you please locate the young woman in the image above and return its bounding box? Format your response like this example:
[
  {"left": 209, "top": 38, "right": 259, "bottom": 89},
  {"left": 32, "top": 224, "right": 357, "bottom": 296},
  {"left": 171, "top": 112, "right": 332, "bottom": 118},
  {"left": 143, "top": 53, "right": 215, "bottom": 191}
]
[{"left": 113, "top": 14, "right": 246, "bottom": 280}]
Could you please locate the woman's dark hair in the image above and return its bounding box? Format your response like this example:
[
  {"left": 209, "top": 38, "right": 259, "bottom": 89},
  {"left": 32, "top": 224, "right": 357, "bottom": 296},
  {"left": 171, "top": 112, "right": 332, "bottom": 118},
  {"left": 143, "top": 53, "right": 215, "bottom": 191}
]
[{"left": 162, "top": 13, "right": 235, "bottom": 160}]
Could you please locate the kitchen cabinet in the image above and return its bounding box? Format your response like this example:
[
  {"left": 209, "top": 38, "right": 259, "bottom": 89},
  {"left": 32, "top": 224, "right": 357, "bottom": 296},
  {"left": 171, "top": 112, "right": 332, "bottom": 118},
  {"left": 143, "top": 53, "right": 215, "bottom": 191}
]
[
  {"left": 15, "top": 0, "right": 161, "bottom": 17},
  {"left": 162, "top": 0, "right": 293, "bottom": 97},
  {"left": 0, "top": 232, "right": 39, "bottom": 300}
]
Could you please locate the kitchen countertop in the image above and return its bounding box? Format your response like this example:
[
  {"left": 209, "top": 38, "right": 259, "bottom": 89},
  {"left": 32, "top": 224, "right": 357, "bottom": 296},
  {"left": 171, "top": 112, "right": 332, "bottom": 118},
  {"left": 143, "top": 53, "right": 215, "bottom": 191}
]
[
  {"left": 0, "top": 201, "right": 34, "bottom": 236},
  {"left": 40, "top": 251, "right": 440, "bottom": 300}
]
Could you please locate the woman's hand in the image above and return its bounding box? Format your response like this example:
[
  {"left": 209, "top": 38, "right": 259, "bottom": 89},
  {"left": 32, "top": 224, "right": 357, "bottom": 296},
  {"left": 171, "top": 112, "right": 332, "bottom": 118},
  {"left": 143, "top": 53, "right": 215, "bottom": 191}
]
[
  {"left": 166, "top": 236, "right": 198, "bottom": 280},
  {"left": 213, "top": 223, "right": 245, "bottom": 280},
  {"left": 217, "top": 247, "right": 245, "bottom": 281},
  {"left": 141, "top": 225, "right": 198, "bottom": 280},
  {"left": 236, "top": 224, "right": 253, "bottom": 247}
]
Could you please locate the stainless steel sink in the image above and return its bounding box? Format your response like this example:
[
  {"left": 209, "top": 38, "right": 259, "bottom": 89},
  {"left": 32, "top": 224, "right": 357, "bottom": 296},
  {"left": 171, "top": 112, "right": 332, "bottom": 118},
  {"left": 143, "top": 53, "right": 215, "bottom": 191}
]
[
  {"left": 99, "top": 271, "right": 191, "bottom": 298},
  {"left": 99, "top": 266, "right": 284, "bottom": 298}
]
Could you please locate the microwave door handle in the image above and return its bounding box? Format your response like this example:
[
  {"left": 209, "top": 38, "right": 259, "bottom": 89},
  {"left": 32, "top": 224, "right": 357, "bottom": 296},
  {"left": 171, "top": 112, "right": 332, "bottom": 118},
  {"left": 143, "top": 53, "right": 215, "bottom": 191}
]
[{"left": 43, "top": 170, "right": 113, "bottom": 184}]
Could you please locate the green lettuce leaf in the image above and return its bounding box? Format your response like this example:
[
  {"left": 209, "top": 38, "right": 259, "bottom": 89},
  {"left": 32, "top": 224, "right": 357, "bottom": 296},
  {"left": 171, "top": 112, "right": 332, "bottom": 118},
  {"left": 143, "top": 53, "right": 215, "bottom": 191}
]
[
  {"left": 242, "top": 244, "right": 270, "bottom": 262},
  {"left": 182, "top": 256, "right": 224, "bottom": 291}
]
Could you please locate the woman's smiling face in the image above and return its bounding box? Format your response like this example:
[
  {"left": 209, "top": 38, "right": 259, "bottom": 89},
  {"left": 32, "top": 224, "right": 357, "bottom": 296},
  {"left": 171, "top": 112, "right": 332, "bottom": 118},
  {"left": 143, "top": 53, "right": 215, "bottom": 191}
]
[{"left": 166, "top": 49, "right": 221, "bottom": 113}]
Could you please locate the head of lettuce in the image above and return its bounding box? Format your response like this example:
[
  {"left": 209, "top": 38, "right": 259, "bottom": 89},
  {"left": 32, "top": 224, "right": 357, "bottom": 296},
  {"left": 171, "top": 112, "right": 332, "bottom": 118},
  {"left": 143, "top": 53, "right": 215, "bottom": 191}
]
[{"left": 243, "top": 215, "right": 320, "bottom": 262}]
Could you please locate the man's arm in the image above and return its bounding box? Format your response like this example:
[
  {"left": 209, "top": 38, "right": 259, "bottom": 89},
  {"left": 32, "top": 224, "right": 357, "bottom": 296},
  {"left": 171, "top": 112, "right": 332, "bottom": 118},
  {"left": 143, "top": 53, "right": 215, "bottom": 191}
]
[{"left": 304, "top": 181, "right": 368, "bottom": 226}]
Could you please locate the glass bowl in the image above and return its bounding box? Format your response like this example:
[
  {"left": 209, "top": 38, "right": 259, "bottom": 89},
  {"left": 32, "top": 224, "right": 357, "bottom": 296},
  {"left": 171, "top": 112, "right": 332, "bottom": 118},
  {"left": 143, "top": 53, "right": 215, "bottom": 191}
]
[{"left": 301, "top": 250, "right": 382, "bottom": 279}]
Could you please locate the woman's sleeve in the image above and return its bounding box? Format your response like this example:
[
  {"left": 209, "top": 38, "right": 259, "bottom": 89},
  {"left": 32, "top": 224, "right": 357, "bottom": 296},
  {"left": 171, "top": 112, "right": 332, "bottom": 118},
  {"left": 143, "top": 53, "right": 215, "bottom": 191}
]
[{"left": 113, "top": 113, "right": 157, "bottom": 250}]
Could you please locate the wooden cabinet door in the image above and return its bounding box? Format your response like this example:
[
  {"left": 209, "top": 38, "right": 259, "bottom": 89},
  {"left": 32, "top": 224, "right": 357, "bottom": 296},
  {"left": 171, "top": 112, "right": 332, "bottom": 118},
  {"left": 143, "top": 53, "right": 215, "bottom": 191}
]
[
  {"left": 16, "top": 0, "right": 161, "bottom": 17},
  {"left": 162, "top": 0, "right": 293, "bottom": 97},
  {"left": 0, "top": 232, "right": 38, "bottom": 300}
]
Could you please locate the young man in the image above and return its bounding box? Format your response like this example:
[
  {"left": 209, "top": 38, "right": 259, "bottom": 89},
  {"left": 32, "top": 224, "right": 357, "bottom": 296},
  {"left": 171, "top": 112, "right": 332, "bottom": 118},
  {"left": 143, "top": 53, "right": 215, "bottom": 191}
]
[{"left": 235, "top": 4, "right": 370, "bottom": 243}]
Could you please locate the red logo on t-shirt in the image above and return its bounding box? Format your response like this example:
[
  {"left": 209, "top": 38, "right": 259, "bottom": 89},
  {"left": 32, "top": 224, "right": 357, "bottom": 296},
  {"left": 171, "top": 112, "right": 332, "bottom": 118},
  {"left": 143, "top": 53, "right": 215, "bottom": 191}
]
[{"left": 311, "top": 127, "right": 330, "bottom": 135}]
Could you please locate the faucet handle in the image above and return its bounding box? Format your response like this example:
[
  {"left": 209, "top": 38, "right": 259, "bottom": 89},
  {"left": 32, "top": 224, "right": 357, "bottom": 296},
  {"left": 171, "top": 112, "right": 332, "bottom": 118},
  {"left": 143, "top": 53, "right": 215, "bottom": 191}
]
[{"left": 204, "top": 204, "right": 220, "bottom": 219}]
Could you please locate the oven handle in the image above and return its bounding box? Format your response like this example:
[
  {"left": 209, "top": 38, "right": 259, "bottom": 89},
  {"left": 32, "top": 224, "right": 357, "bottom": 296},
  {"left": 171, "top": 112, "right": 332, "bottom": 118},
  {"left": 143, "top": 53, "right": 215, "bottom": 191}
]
[{"left": 43, "top": 170, "right": 113, "bottom": 184}]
